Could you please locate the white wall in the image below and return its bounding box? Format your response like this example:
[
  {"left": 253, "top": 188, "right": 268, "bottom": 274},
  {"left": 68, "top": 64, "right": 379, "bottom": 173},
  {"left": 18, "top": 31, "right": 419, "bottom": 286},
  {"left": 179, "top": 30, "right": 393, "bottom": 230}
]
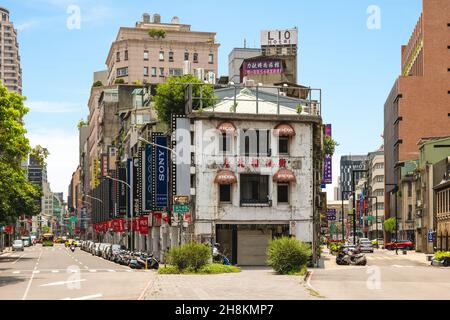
[{"left": 193, "top": 119, "right": 314, "bottom": 241}]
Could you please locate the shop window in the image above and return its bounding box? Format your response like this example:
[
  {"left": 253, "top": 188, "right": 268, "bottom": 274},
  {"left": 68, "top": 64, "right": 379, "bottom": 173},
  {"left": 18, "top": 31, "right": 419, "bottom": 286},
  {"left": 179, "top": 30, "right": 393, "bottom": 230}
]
[
  {"left": 277, "top": 184, "right": 289, "bottom": 204},
  {"left": 278, "top": 137, "right": 289, "bottom": 155},
  {"left": 240, "top": 175, "right": 269, "bottom": 205},
  {"left": 219, "top": 133, "right": 231, "bottom": 154},
  {"left": 240, "top": 130, "right": 270, "bottom": 157},
  {"left": 219, "top": 185, "right": 231, "bottom": 203}
]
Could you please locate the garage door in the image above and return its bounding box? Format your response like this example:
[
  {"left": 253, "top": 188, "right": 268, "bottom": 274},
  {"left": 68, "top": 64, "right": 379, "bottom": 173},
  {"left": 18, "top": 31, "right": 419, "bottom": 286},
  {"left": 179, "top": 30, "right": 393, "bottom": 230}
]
[{"left": 237, "top": 230, "right": 272, "bottom": 266}]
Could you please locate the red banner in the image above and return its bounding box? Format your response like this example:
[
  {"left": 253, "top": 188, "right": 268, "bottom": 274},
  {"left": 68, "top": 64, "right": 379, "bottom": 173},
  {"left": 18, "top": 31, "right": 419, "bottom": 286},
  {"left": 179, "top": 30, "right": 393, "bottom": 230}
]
[
  {"left": 138, "top": 216, "right": 149, "bottom": 234},
  {"left": 112, "top": 219, "right": 125, "bottom": 232},
  {"left": 4, "top": 225, "right": 13, "bottom": 234},
  {"left": 107, "top": 220, "right": 113, "bottom": 230}
]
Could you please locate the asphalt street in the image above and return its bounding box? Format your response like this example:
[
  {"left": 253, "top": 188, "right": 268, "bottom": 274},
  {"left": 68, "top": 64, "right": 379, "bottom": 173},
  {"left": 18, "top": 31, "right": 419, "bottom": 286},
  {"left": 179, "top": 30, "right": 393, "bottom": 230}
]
[
  {"left": 0, "top": 244, "right": 154, "bottom": 300},
  {"left": 309, "top": 249, "right": 450, "bottom": 300}
]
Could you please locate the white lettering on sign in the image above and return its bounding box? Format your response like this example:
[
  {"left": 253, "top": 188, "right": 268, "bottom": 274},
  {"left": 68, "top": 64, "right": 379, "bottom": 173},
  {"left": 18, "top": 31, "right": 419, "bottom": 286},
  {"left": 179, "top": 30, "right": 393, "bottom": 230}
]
[
  {"left": 158, "top": 150, "right": 165, "bottom": 181},
  {"left": 261, "top": 29, "right": 298, "bottom": 46}
]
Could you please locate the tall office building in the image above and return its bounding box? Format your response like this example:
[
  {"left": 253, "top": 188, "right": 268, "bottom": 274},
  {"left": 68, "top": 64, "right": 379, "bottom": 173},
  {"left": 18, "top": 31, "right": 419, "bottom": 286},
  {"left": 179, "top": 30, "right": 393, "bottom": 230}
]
[
  {"left": 384, "top": 0, "right": 450, "bottom": 232},
  {"left": 0, "top": 7, "right": 22, "bottom": 94},
  {"left": 339, "top": 155, "right": 368, "bottom": 200}
]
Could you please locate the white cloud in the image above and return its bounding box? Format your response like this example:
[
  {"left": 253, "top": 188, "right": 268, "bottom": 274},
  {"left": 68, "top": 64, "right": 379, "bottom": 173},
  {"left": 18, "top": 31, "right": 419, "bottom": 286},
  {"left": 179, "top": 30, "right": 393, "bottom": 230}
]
[
  {"left": 16, "top": 19, "right": 41, "bottom": 31},
  {"left": 27, "top": 129, "right": 79, "bottom": 200},
  {"left": 26, "top": 101, "right": 83, "bottom": 113}
]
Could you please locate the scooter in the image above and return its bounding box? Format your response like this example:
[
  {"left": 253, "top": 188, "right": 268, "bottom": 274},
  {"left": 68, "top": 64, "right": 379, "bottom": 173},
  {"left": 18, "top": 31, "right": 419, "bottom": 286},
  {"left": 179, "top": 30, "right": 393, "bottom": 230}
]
[
  {"left": 336, "top": 248, "right": 367, "bottom": 266},
  {"left": 70, "top": 245, "right": 76, "bottom": 253},
  {"left": 129, "top": 252, "right": 143, "bottom": 269}
]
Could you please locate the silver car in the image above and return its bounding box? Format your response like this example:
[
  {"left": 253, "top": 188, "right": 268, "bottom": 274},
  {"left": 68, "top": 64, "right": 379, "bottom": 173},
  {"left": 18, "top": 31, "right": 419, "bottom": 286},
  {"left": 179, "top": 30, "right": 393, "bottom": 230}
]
[
  {"left": 12, "top": 240, "right": 24, "bottom": 251},
  {"left": 358, "top": 240, "right": 374, "bottom": 253}
]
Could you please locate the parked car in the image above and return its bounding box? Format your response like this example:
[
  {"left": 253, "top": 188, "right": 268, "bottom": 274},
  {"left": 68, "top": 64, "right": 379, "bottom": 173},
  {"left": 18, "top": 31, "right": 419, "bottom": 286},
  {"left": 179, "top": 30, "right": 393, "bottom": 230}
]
[
  {"left": 12, "top": 239, "right": 24, "bottom": 251},
  {"left": 92, "top": 243, "right": 101, "bottom": 256},
  {"left": 385, "top": 240, "right": 414, "bottom": 250},
  {"left": 101, "top": 244, "right": 112, "bottom": 259},
  {"left": 88, "top": 241, "right": 96, "bottom": 254},
  {"left": 357, "top": 239, "right": 374, "bottom": 253}
]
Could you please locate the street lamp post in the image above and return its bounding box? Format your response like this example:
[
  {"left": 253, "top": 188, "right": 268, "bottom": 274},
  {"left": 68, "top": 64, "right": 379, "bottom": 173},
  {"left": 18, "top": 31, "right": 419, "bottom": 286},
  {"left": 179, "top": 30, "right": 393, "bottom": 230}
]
[
  {"left": 105, "top": 176, "right": 134, "bottom": 251},
  {"left": 138, "top": 137, "right": 184, "bottom": 246},
  {"left": 351, "top": 169, "right": 368, "bottom": 245},
  {"left": 385, "top": 183, "right": 399, "bottom": 253},
  {"left": 83, "top": 195, "right": 103, "bottom": 242},
  {"left": 341, "top": 190, "right": 353, "bottom": 242},
  {"left": 366, "top": 196, "right": 379, "bottom": 248}
]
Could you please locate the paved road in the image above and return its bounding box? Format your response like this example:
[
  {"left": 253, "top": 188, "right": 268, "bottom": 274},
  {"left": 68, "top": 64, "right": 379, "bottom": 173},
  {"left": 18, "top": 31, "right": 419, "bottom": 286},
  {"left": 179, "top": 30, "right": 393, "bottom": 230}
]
[
  {"left": 310, "top": 249, "right": 450, "bottom": 300},
  {"left": 0, "top": 244, "right": 154, "bottom": 300},
  {"left": 144, "top": 267, "right": 316, "bottom": 300}
]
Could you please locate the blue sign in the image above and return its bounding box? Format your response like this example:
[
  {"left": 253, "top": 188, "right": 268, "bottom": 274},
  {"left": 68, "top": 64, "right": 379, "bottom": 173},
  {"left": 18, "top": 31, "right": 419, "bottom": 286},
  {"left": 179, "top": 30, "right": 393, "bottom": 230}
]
[
  {"left": 144, "top": 144, "right": 153, "bottom": 211},
  {"left": 428, "top": 230, "right": 434, "bottom": 242},
  {"left": 155, "top": 136, "right": 169, "bottom": 208}
]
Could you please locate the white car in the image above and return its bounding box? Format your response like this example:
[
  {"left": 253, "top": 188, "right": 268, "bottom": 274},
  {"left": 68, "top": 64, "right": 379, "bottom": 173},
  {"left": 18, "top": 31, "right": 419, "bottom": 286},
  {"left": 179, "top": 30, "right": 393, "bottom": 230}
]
[{"left": 12, "top": 240, "right": 24, "bottom": 251}]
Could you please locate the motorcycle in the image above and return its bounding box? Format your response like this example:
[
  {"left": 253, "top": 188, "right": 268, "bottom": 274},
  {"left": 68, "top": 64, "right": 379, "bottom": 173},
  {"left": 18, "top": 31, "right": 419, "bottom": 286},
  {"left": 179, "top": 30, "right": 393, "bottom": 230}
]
[
  {"left": 129, "top": 252, "right": 143, "bottom": 269},
  {"left": 70, "top": 245, "right": 76, "bottom": 253},
  {"left": 336, "top": 248, "right": 367, "bottom": 266}
]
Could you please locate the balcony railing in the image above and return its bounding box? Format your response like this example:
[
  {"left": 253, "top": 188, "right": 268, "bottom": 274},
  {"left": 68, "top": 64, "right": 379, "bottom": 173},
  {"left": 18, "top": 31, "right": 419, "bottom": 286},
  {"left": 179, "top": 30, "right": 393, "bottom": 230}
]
[{"left": 185, "top": 83, "right": 322, "bottom": 117}]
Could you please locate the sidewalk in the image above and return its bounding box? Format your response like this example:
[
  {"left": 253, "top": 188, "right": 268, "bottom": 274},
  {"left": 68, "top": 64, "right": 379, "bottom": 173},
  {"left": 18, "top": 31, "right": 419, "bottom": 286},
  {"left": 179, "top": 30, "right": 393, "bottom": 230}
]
[
  {"left": 379, "top": 249, "right": 432, "bottom": 265},
  {"left": 0, "top": 247, "right": 12, "bottom": 255}
]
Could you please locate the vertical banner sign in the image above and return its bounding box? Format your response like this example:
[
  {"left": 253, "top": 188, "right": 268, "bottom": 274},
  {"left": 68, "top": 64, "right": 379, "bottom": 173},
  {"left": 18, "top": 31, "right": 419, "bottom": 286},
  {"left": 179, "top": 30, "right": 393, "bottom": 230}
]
[
  {"left": 118, "top": 167, "right": 127, "bottom": 215},
  {"left": 133, "top": 157, "right": 140, "bottom": 216},
  {"left": 144, "top": 144, "right": 153, "bottom": 211},
  {"left": 323, "top": 124, "right": 332, "bottom": 184},
  {"left": 127, "top": 158, "right": 133, "bottom": 218},
  {"left": 155, "top": 136, "right": 169, "bottom": 208}
]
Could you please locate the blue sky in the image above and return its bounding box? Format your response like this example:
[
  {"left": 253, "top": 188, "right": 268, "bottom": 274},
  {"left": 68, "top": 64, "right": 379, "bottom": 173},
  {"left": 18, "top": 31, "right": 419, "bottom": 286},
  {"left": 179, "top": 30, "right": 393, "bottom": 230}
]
[{"left": 3, "top": 0, "right": 423, "bottom": 197}]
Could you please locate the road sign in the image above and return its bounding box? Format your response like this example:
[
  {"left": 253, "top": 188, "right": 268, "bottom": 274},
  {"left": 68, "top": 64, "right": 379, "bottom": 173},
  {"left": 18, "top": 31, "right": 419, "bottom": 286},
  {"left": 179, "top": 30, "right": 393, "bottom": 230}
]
[{"left": 173, "top": 205, "right": 189, "bottom": 213}]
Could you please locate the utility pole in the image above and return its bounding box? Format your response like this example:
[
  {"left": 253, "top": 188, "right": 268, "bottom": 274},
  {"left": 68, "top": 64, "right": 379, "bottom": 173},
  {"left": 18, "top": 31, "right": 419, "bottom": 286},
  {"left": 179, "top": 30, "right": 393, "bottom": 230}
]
[{"left": 352, "top": 169, "right": 368, "bottom": 245}]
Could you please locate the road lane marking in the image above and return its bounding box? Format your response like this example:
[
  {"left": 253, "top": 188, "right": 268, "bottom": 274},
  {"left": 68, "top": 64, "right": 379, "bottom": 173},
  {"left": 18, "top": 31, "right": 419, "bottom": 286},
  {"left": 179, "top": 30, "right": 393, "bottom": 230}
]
[
  {"left": 33, "top": 270, "right": 40, "bottom": 274},
  {"left": 61, "top": 293, "right": 103, "bottom": 300},
  {"left": 22, "top": 249, "right": 43, "bottom": 300},
  {"left": 12, "top": 253, "right": 26, "bottom": 264},
  {"left": 41, "top": 279, "right": 86, "bottom": 287},
  {"left": 107, "top": 270, "right": 116, "bottom": 272},
  {"left": 51, "top": 270, "right": 59, "bottom": 273},
  {"left": 13, "top": 271, "right": 20, "bottom": 274},
  {"left": 89, "top": 270, "right": 97, "bottom": 273}
]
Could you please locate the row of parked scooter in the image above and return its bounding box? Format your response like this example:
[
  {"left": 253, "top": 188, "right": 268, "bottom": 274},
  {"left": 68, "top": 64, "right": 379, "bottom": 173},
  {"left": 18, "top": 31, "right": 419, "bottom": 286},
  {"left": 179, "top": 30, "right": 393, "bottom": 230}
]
[{"left": 79, "top": 240, "right": 159, "bottom": 270}]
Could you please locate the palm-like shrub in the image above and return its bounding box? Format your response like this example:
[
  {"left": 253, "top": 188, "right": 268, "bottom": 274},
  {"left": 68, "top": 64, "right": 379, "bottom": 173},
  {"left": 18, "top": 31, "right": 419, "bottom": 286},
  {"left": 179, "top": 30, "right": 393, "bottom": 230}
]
[{"left": 267, "top": 237, "right": 312, "bottom": 274}]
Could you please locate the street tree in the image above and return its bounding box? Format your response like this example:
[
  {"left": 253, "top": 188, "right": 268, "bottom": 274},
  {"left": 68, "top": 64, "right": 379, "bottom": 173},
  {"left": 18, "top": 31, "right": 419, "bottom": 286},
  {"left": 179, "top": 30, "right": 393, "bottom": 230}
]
[
  {"left": 0, "top": 83, "right": 43, "bottom": 223},
  {"left": 153, "top": 74, "right": 216, "bottom": 124}
]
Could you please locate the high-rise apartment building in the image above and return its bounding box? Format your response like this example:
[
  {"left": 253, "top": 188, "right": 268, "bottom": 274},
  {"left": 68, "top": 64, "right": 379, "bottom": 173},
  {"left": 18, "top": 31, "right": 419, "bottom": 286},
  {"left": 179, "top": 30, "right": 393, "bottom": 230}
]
[
  {"left": 106, "top": 13, "right": 219, "bottom": 85},
  {"left": 384, "top": 0, "right": 450, "bottom": 239},
  {"left": 0, "top": 7, "right": 22, "bottom": 94}
]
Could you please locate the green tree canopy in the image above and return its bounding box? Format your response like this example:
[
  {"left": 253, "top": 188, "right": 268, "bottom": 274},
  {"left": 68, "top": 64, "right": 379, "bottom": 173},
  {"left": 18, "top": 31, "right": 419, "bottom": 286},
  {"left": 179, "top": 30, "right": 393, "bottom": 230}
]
[
  {"left": 383, "top": 217, "right": 397, "bottom": 233},
  {"left": 324, "top": 135, "right": 339, "bottom": 156},
  {"left": 153, "top": 74, "right": 216, "bottom": 124},
  {"left": 0, "top": 84, "right": 43, "bottom": 223}
]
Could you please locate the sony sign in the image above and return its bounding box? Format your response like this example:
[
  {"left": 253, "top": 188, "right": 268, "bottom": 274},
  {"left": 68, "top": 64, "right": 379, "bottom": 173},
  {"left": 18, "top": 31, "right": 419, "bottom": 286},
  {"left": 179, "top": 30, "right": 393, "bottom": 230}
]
[{"left": 261, "top": 28, "right": 298, "bottom": 46}]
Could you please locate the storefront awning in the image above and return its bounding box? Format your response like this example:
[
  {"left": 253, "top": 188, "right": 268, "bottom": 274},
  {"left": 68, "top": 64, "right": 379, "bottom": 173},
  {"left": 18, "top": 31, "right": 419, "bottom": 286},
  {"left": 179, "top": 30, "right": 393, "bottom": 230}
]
[
  {"left": 274, "top": 123, "right": 295, "bottom": 137},
  {"left": 273, "top": 168, "right": 296, "bottom": 183},
  {"left": 217, "top": 122, "right": 236, "bottom": 134},
  {"left": 214, "top": 170, "right": 237, "bottom": 185}
]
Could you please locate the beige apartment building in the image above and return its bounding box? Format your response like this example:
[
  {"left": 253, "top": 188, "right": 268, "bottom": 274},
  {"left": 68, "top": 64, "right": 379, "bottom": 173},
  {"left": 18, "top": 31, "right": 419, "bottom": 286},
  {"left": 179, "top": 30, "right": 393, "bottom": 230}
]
[
  {"left": 0, "top": 7, "right": 22, "bottom": 94},
  {"left": 105, "top": 13, "right": 220, "bottom": 85}
]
